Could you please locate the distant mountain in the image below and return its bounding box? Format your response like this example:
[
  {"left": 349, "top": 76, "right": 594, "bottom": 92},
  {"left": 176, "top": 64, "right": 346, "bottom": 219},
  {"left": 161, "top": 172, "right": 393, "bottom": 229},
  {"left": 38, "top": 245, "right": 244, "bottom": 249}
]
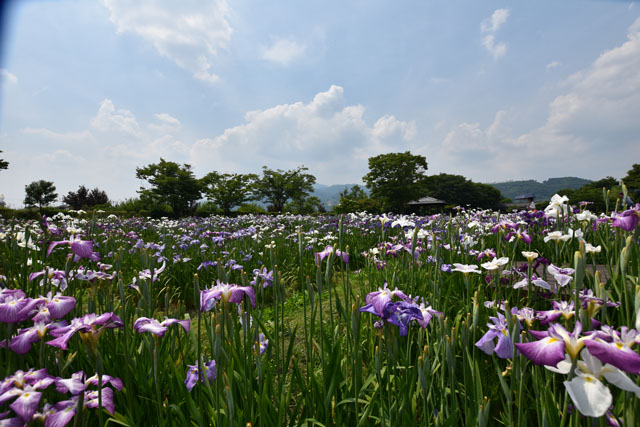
[
  {"left": 312, "top": 184, "right": 366, "bottom": 209},
  {"left": 487, "top": 177, "right": 592, "bottom": 201}
]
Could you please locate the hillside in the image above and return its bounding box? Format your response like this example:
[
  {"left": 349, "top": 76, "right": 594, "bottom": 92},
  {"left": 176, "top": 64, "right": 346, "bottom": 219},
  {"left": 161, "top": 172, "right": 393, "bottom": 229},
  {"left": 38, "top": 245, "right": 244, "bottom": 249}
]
[
  {"left": 312, "top": 184, "right": 365, "bottom": 209},
  {"left": 487, "top": 177, "right": 592, "bottom": 201}
]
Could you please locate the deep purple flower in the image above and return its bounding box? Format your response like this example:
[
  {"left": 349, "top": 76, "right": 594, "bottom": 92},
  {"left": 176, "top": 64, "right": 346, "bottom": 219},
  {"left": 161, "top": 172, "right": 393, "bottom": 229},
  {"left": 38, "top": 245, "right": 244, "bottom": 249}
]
[
  {"left": 360, "top": 283, "right": 409, "bottom": 316},
  {"left": 133, "top": 316, "right": 190, "bottom": 337},
  {"left": 185, "top": 359, "right": 217, "bottom": 391},
  {"left": 382, "top": 301, "right": 423, "bottom": 336}
]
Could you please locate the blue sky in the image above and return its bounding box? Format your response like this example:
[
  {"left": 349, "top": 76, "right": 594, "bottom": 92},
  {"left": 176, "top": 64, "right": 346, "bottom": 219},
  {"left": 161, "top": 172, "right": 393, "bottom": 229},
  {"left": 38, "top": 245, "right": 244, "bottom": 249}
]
[{"left": 1, "top": 0, "right": 639, "bottom": 206}]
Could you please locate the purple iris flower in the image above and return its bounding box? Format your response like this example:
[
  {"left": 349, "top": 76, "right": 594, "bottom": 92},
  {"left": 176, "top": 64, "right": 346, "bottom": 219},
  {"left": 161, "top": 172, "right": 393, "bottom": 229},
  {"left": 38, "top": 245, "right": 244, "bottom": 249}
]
[
  {"left": 381, "top": 301, "right": 423, "bottom": 336},
  {"left": 513, "top": 274, "right": 551, "bottom": 291},
  {"left": 50, "top": 388, "right": 117, "bottom": 424},
  {"left": 584, "top": 327, "right": 640, "bottom": 374},
  {"left": 129, "top": 262, "right": 167, "bottom": 291},
  {"left": 200, "top": 280, "right": 256, "bottom": 311},
  {"left": 536, "top": 300, "right": 575, "bottom": 325},
  {"left": 256, "top": 333, "right": 268, "bottom": 355},
  {"left": 55, "top": 371, "right": 123, "bottom": 396},
  {"left": 47, "top": 312, "right": 123, "bottom": 350},
  {"left": 47, "top": 235, "right": 101, "bottom": 262},
  {"left": 0, "top": 369, "right": 55, "bottom": 422},
  {"left": 28, "top": 267, "right": 68, "bottom": 291},
  {"left": 314, "top": 245, "right": 349, "bottom": 266},
  {"left": 516, "top": 322, "right": 595, "bottom": 367},
  {"left": 416, "top": 299, "right": 443, "bottom": 328},
  {"left": 4, "top": 321, "right": 66, "bottom": 355},
  {"left": 360, "top": 286, "right": 437, "bottom": 335},
  {"left": 184, "top": 359, "right": 217, "bottom": 391},
  {"left": 505, "top": 229, "right": 532, "bottom": 244},
  {"left": 0, "top": 292, "right": 38, "bottom": 323},
  {"left": 23, "top": 291, "right": 76, "bottom": 323},
  {"left": 250, "top": 267, "right": 274, "bottom": 288},
  {"left": 511, "top": 307, "right": 536, "bottom": 328},
  {"left": 547, "top": 264, "right": 575, "bottom": 288},
  {"left": 475, "top": 313, "right": 516, "bottom": 359},
  {"left": 611, "top": 208, "right": 640, "bottom": 231},
  {"left": 360, "top": 283, "right": 409, "bottom": 316},
  {"left": 133, "top": 317, "right": 190, "bottom": 337},
  {"left": 197, "top": 260, "right": 217, "bottom": 270}
]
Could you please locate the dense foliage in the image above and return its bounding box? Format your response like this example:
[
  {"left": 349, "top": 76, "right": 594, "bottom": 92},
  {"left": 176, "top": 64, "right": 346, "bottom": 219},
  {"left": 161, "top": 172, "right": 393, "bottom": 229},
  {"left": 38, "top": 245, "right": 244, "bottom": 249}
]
[
  {"left": 24, "top": 180, "right": 58, "bottom": 209},
  {"left": 201, "top": 172, "right": 258, "bottom": 215},
  {"left": 622, "top": 163, "right": 640, "bottom": 200},
  {"left": 424, "top": 173, "right": 503, "bottom": 209},
  {"left": 363, "top": 152, "right": 429, "bottom": 212},
  {"left": 254, "top": 166, "right": 316, "bottom": 212},
  {"left": 136, "top": 159, "right": 203, "bottom": 217},
  {"left": 0, "top": 150, "right": 8, "bottom": 171},
  {"left": 63, "top": 185, "right": 110, "bottom": 210}
]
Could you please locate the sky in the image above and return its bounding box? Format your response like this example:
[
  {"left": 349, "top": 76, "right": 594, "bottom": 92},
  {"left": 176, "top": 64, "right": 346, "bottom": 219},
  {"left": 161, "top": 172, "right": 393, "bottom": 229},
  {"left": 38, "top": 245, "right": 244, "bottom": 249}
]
[{"left": 0, "top": 0, "right": 639, "bottom": 207}]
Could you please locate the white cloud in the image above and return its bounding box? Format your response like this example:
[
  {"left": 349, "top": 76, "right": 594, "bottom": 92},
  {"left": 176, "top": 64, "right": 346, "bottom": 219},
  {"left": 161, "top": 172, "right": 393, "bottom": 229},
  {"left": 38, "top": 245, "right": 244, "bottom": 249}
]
[
  {"left": 148, "top": 113, "right": 182, "bottom": 134},
  {"left": 480, "top": 9, "right": 509, "bottom": 59},
  {"left": 102, "top": 0, "right": 232, "bottom": 84},
  {"left": 90, "top": 99, "right": 142, "bottom": 136},
  {"left": 262, "top": 38, "right": 306, "bottom": 66},
  {"left": 440, "top": 17, "right": 640, "bottom": 181},
  {"left": 481, "top": 9, "right": 510, "bottom": 33},
  {"left": 546, "top": 61, "right": 561, "bottom": 70},
  {"left": 190, "top": 85, "right": 416, "bottom": 183},
  {"left": 481, "top": 35, "right": 507, "bottom": 59},
  {"left": 0, "top": 69, "right": 17, "bottom": 85}
]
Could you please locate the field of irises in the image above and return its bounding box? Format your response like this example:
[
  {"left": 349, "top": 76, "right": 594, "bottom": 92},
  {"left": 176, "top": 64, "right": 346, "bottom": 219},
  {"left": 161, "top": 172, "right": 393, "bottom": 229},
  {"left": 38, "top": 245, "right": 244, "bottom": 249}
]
[{"left": 1, "top": 194, "right": 639, "bottom": 426}]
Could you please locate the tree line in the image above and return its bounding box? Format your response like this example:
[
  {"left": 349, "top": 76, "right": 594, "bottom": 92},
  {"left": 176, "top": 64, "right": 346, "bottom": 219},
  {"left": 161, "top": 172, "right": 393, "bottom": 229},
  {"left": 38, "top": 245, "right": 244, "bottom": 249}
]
[{"left": 6, "top": 148, "right": 638, "bottom": 216}]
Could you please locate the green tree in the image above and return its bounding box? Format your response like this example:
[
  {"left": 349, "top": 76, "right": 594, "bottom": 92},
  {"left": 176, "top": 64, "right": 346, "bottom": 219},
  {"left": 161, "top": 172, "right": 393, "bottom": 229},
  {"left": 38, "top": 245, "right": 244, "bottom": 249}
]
[
  {"left": 363, "top": 152, "right": 429, "bottom": 212},
  {"left": 286, "top": 195, "right": 325, "bottom": 214},
  {"left": 622, "top": 164, "right": 640, "bottom": 199},
  {"left": 255, "top": 166, "right": 316, "bottom": 212},
  {"left": 136, "top": 159, "right": 203, "bottom": 217},
  {"left": 333, "top": 185, "right": 382, "bottom": 213},
  {"left": 0, "top": 150, "right": 8, "bottom": 171},
  {"left": 63, "top": 186, "right": 109, "bottom": 209},
  {"left": 24, "top": 180, "right": 58, "bottom": 209},
  {"left": 568, "top": 176, "right": 619, "bottom": 212},
  {"left": 201, "top": 172, "right": 258, "bottom": 215},
  {"left": 470, "top": 182, "right": 503, "bottom": 209},
  {"left": 423, "top": 173, "right": 503, "bottom": 209}
]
